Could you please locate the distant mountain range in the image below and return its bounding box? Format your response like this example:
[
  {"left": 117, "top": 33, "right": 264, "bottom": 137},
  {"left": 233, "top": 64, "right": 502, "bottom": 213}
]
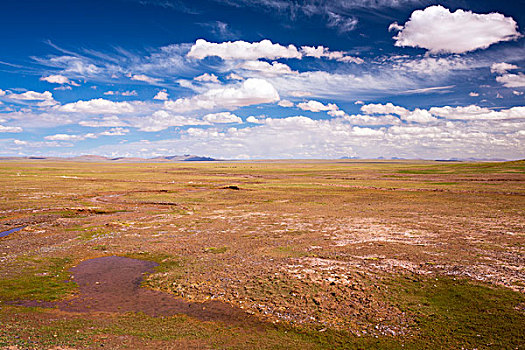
[
  {"left": 0, "top": 155, "right": 219, "bottom": 162},
  {"left": 0, "top": 155, "right": 517, "bottom": 162}
]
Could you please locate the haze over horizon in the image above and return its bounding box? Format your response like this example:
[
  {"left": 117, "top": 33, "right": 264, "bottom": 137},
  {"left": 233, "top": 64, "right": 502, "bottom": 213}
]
[{"left": 1, "top": 0, "right": 524, "bottom": 160}]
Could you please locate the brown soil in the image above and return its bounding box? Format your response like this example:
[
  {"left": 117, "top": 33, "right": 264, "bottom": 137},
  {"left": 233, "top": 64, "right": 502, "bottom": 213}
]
[{"left": 14, "top": 256, "right": 262, "bottom": 326}]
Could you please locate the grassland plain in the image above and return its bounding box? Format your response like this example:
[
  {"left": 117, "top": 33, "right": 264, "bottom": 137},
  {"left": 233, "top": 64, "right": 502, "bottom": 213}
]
[{"left": 0, "top": 160, "right": 523, "bottom": 349}]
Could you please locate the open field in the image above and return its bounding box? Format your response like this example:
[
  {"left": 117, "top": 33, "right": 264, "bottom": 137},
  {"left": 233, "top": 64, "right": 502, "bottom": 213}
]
[{"left": 0, "top": 160, "right": 524, "bottom": 349}]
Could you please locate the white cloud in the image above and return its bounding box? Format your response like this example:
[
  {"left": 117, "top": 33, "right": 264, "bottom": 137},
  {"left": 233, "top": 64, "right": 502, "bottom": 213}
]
[
  {"left": 203, "top": 112, "right": 242, "bottom": 124},
  {"left": 343, "top": 114, "right": 401, "bottom": 126},
  {"left": 404, "top": 109, "right": 437, "bottom": 123},
  {"left": 266, "top": 70, "right": 416, "bottom": 100},
  {"left": 297, "top": 100, "right": 339, "bottom": 113},
  {"left": 300, "top": 45, "right": 364, "bottom": 64},
  {"left": 104, "top": 90, "right": 138, "bottom": 96},
  {"left": 194, "top": 73, "right": 220, "bottom": 82},
  {"left": 240, "top": 60, "right": 297, "bottom": 75},
  {"left": 326, "top": 11, "right": 358, "bottom": 33},
  {"left": 513, "top": 91, "right": 524, "bottom": 96},
  {"left": 226, "top": 73, "right": 244, "bottom": 81},
  {"left": 89, "top": 104, "right": 525, "bottom": 160},
  {"left": 362, "top": 103, "right": 436, "bottom": 123},
  {"left": 361, "top": 103, "right": 409, "bottom": 117},
  {"left": 469, "top": 92, "right": 480, "bottom": 97},
  {"left": 45, "top": 133, "right": 97, "bottom": 141},
  {"left": 388, "top": 22, "right": 403, "bottom": 32},
  {"left": 79, "top": 116, "right": 129, "bottom": 127},
  {"left": 394, "top": 56, "right": 469, "bottom": 75},
  {"left": 0, "top": 89, "right": 6, "bottom": 96},
  {"left": 429, "top": 105, "right": 525, "bottom": 120},
  {"left": 491, "top": 62, "right": 519, "bottom": 74},
  {"left": 131, "top": 74, "right": 161, "bottom": 84},
  {"left": 290, "top": 91, "right": 312, "bottom": 97},
  {"left": 278, "top": 99, "right": 294, "bottom": 107},
  {"left": 129, "top": 110, "right": 206, "bottom": 132},
  {"left": 7, "top": 91, "right": 58, "bottom": 107},
  {"left": 153, "top": 90, "right": 169, "bottom": 100},
  {"left": 246, "top": 116, "right": 265, "bottom": 124},
  {"left": 392, "top": 5, "right": 522, "bottom": 54},
  {"left": 40, "top": 74, "right": 79, "bottom": 86},
  {"left": 42, "top": 56, "right": 102, "bottom": 76},
  {"left": 58, "top": 98, "right": 136, "bottom": 114},
  {"left": 99, "top": 127, "right": 129, "bottom": 136},
  {"left": 164, "top": 78, "right": 280, "bottom": 112},
  {"left": 0, "top": 125, "right": 23, "bottom": 133},
  {"left": 187, "top": 39, "right": 302, "bottom": 60},
  {"left": 496, "top": 73, "right": 525, "bottom": 88}
]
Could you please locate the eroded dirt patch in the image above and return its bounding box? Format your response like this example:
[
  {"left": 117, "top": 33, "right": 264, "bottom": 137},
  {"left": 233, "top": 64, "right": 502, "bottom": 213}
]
[{"left": 14, "top": 256, "right": 262, "bottom": 326}]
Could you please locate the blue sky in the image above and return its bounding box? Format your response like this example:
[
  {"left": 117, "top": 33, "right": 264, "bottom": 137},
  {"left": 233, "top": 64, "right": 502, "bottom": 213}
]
[{"left": 0, "top": 0, "right": 524, "bottom": 159}]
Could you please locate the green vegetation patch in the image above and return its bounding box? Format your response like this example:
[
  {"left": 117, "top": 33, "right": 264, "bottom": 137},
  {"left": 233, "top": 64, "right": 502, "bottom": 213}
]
[
  {"left": 384, "top": 275, "right": 525, "bottom": 349},
  {"left": 204, "top": 246, "right": 228, "bottom": 254},
  {"left": 0, "top": 257, "right": 77, "bottom": 301}
]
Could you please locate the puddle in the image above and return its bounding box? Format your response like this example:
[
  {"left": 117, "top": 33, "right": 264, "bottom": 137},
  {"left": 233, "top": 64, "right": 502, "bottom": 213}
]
[
  {"left": 13, "top": 256, "right": 262, "bottom": 326},
  {"left": 0, "top": 226, "right": 26, "bottom": 238}
]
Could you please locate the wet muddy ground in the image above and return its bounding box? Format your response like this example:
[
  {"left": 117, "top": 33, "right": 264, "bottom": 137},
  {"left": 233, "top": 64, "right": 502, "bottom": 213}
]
[{"left": 13, "top": 256, "right": 263, "bottom": 326}]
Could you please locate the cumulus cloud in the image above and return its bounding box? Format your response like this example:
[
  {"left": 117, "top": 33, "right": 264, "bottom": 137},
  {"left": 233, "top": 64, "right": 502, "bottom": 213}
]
[
  {"left": 153, "top": 90, "right": 169, "bottom": 100},
  {"left": 131, "top": 74, "right": 161, "bottom": 84},
  {"left": 404, "top": 109, "right": 437, "bottom": 123},
  {"left": 278, "top": 99, "right": 294, "bottom": 107},
  {"left": 203, "top": 112, "right": 242, "bottom": 123},
  {"left": 239, "top": 60, "right": 297, "bottom": 75},
  {"left": 58, "top": 98, "right": 136, "bottom": 114},
  {"left": 40, "top": 74, "right": 79, "bottom": 86},
  {"left": 7, "top": 90, "right": 58, "bottom": 107},
  {"left": 343, "top": 114, "right": 401, "bottom": 126},
  {"left": 45, "top": 133, "right": 97, "bottom": 141},
  {"left": 99, "top": 127, "right": 129, "bottom": 136},
  {"left": 87, "top": 101, "right": 525, "bottom": 160},
  {"left": 57, "top": 128, "right": 128, "bottom": 138},
  {"left": 128, "top": 110, "right": 206, "bottom": 132},
  {"left": 392, "top": 5, "right": 522, "bottom": 54},
  {"left": 194, "top": 73, "right": 220, "bottom": 82},
  {"left": 79, "top": 116, "right": 129, "bottom": 127},
  {"left": 496, "top": 73, "right": 525, "bottom": 88},
  {"left": 300, "top": 45, "right": 363, "bottom": 64},
  {"left": 0, "top": 89, "right": 6, "bottom": 96},
  {"left": 0, "top": 125, "right": 23, "bottom": 133},
  {"left": 361, "top": 102, "right": 409, "bottom": 117},
  {"left": 297, "top": 100, "right": 339, "bottom": 113},
  {"left": 226, "top": 73, "right": 244, "bottom": 81},
  {"left": 469, "top": 92, "right": 479, "bottom": 97},
  {"left": 246, "top": 116, "right": 265, "bottom": 124},
  {"left": 164, "top": 78, "right": 280, "bottom": 112},
  {"left": 491, "top": 62, "right": 519, "bottom": 74},
  {"left": 187, "top": 39, "right": 302, "bottom": 60},
  {"left": 429, "top": 105, "right": 525, "bottom": 120}
]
